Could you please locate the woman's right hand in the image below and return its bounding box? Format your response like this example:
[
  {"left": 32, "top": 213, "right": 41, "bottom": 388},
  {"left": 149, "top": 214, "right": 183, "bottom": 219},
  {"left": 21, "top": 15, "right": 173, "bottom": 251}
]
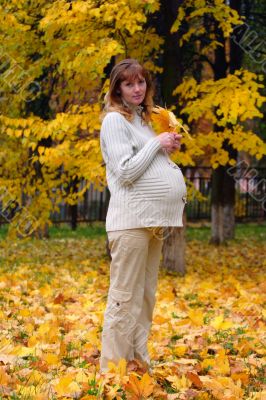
[{"left": 157, "top": 132, "right": 182, "bottom": 154}]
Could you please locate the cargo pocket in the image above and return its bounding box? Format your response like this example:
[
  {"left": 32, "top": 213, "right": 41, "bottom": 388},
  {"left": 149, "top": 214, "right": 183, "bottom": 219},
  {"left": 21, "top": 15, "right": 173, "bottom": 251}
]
[
  {"left": 110, "top": 288, "right": 132, "bottom": 308},
  {"left": 109, "top": 288, "right": 135, "bottom": 335}
]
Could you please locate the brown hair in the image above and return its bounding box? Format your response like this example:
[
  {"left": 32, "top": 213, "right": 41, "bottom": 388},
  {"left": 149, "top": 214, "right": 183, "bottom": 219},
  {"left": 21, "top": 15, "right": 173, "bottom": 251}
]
[{"left": 102, "top": 59, "right": 154, "bottom": 123}]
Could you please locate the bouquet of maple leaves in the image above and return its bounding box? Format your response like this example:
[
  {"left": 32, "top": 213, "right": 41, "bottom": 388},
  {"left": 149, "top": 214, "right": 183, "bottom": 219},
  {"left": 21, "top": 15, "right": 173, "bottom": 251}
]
[{"left": 151, "top": 106, "right": 192, "bottom": 144}]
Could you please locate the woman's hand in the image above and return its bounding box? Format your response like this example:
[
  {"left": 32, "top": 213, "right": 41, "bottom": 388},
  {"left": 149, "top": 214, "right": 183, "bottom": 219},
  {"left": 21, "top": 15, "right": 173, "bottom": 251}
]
[{"left": 157, "top": 132, "right": 182, "bottom": 154}]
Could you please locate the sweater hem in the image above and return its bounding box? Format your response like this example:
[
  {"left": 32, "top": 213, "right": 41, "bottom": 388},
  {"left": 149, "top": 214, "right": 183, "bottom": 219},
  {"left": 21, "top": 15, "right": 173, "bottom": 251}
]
[{"left": 106, "top": 222, "right": 184, "bottom": 232}]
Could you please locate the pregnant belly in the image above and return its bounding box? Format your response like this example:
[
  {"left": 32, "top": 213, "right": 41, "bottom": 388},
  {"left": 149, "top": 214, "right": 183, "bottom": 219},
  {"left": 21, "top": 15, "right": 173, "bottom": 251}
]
[
  {"left": 127, "top": 167, "right": 187, "bottom": 204},
  {"left": 165, "top": 166, "right": 187, "bottom": 204}
]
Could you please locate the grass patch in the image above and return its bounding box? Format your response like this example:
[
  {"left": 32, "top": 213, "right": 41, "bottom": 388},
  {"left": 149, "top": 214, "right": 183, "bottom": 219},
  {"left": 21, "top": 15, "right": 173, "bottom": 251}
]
[
  {"left": 49, "top": 221, "right": 106, "bottom": 238},
  {"left": 0, "top": 221, "right": 265, "bottom": 242},
  {"left": 185, "top": 221, "right": 266, "bottom": 242}
]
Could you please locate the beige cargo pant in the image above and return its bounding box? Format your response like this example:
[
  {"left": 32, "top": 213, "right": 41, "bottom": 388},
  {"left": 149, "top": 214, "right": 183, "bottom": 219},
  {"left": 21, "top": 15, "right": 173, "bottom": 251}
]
[{"left": 99, "top": 227, "right": 164, "bottom": 372}]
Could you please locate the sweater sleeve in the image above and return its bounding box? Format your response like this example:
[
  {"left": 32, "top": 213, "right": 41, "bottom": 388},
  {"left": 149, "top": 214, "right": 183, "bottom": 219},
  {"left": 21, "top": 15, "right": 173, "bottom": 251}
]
[{"left": 100, "top": 112, "right": 162, "bottom": 185}]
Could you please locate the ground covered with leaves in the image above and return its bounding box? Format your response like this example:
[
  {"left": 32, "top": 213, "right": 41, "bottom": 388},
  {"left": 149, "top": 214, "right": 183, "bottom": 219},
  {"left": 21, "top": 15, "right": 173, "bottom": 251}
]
[{"left": 0, "top": 229, "right": 265, "bottom": 399}]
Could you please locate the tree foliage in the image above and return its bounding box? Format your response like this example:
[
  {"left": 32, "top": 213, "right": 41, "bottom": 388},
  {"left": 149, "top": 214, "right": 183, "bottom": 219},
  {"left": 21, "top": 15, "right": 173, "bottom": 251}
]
[
  {"left": 173, "top": 70, "right": 266, "bottom": 168},
  {"left": 0, "top": 0, "right": 265, "bottom": 236},
  {"left": 165, "top": 0, "right": 266, "bottom": 170},
  {"left": 0, "top": 0, "right": 161, "bottom": 236}
]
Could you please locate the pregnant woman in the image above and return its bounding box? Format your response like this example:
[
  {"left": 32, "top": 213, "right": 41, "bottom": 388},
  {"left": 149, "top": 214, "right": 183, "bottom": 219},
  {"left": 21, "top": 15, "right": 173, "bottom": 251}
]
[{"left": 99, "top": 59, "right": 187, "bottom": 373}]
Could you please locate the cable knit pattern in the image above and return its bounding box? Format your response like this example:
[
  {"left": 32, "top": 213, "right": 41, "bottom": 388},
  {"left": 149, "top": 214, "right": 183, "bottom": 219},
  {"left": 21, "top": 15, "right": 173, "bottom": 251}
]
[{"left": 100, "top": 111, "right": 187, "bottom": 231}]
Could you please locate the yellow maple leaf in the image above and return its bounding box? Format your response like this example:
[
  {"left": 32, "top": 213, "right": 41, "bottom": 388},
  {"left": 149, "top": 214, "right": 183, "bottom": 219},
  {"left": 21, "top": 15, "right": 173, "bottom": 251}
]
[
  {"left": 24, "top": 323, "right": 34, "bottom": 334},
  {"left": 19, "top": 308, "right": 31, "bottom": 317},
  {"left": 107, "top": 358, "right": 127, "bottom": 378},
  {"left": 75, "top": 370, "right": 90, "bottom": 384},
  {"left": 125, "top": 372, "right": 154, "bottom": 398},
  {"left": 15, "top": 385, "right": 48, "bottom": 398},
  {"left": 105, "top": 383, "right": 123, "bottom": 399},
  {"left": 166, "top": 374, "right": 191, "bottom": 390},
  {"left": 0, "top": 367, "right": 10, "bottom": 385},
  {"left": 152, "top": 106, "right": 176, "bottom": 132},
  {"left": 173, "top": 345, "right": 187, "bottom": 357},
  {"left": 210, "top": 315, "right": 233, "bottom": 330},
  {"left": 153, "top": 314, "right": 169, "bottom": 324},
  {"left": 188, "top": 309, "right": 204, "bottom": 326},
  {"left": 11, "top": 345, "right": 36, "bottom": 357},
  {"left": 27, "top": 370, "right": 45, "bottom": 385},
  {"left": 43, "top": 353, "right": 59, "bottom": 365},
  {"left": 28, "top": 335, "right": 38, "bottom": 347},
  {"left": 231, "top": 372, "right": 249, "bottom": 385},
  {"left": 59, "top": 339, "right": 67, "bottom": 357},
  {"left": 215, "top": 348, "right": 231, "bottom": 376},
  {"left": 83, "top": 329, "right": 101, "bottom": 346},
  {"left": 54, "top": 374, "right": 79, "bottom": 396},
  {"left": 151, "top": 105, "right": 193, "bottom": 140},
  {"left": 201, "top": 348, "right": 230, "bottom": 376},
  {"left": 201, "top": 358, "right": 216, "bottom": 371}
]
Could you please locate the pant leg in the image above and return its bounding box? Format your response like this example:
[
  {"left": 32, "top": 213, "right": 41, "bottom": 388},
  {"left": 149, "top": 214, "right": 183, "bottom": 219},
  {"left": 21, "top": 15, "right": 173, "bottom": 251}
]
[
  {"left": 99, "top": 228, "right": 151, "bottom": 373},
  {"left": 133, "top": 227, "right": 164, "bottom": 365}
]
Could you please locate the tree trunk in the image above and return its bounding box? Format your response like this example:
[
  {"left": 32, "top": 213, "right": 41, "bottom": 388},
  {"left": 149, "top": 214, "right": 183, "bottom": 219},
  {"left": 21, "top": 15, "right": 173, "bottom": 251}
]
[
  {"left": 34, "top": 223, "right": 50, "bottom": 239},
  {"left": 162, "top": 213, "right": 186, "bottom": 275},
  {"left": 70, "top": 204, "right": 78, "bottom": 230},
  {"left": 68, "top": 177, "right": 79, "bottom": 230},
  {"left": 210, "top": 161, "right": 236, "bottom": 244},
  {"left": 156, "top": 0, "right": 183, "bottom": 106},
  {"left": 210, "top": 2, "right": 243, "bottom": 244}
]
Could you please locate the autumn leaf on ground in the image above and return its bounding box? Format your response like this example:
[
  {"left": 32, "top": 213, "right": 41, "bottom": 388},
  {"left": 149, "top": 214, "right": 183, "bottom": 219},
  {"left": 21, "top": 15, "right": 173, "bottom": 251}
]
[
  {"left": 0, "top": 366, "right": 11, "bottom": 386},
  {"left": 0, "top": 234, "right": 264, "bottom": 399},
  {"left": 124, "top": 372, "right": 154, "bottom": 399},
  {"left": 186, "top": 371, "right": 203, "bottom": 388},
  {"left": 54, "top": 374, "right": 80, "bottom": 396},
  {"left": 166, "top": 374, "right": 191, "bottom": 391},
  {"left": 200, "top": 376, "right": 244, "bottom": 400},
  {"left": 107, "top": 358, "right": 127, "bottom": 378}
]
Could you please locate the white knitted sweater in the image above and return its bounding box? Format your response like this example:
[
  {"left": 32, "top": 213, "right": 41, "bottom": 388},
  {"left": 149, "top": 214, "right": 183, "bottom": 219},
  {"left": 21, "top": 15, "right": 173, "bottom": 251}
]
[{"left": 100, "top": 110, "right": 187, "bottom": 232}]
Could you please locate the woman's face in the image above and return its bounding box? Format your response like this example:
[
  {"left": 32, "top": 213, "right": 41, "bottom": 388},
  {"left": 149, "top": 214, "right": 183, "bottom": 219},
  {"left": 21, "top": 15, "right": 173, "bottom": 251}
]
[{"left": 119, "top": 74, "right": 147, "bottom": 107}]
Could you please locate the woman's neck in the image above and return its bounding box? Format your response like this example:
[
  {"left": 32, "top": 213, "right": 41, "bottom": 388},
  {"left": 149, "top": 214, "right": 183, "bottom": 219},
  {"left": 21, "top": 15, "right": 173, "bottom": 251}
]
[{"left": 121, "top": 98, "right": 143, "bottom": 116}]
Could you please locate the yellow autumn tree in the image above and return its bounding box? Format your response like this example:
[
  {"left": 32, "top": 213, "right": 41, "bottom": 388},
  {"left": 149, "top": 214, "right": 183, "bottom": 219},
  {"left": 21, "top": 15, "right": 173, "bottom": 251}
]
[
  {"left": 166, "top": 0, "right": 266, "bottom": 245},
  {"left": 1, "top": 0, "right": 265, "bottom": 242},
  {"left": 0, "top": 0, "right": 162, "bottom": 237},
  {"left": 172, "top": 70, "right": 266, "bottom": 168},
  {"left": 164, "top": 0, "right": 266, "bottom": 168}
]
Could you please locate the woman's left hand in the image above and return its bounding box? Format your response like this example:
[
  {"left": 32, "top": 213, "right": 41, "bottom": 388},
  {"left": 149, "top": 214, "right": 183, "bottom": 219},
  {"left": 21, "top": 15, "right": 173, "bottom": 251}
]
[{"left": 166, "top": 133, "right": 182, "bottom": 154}]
